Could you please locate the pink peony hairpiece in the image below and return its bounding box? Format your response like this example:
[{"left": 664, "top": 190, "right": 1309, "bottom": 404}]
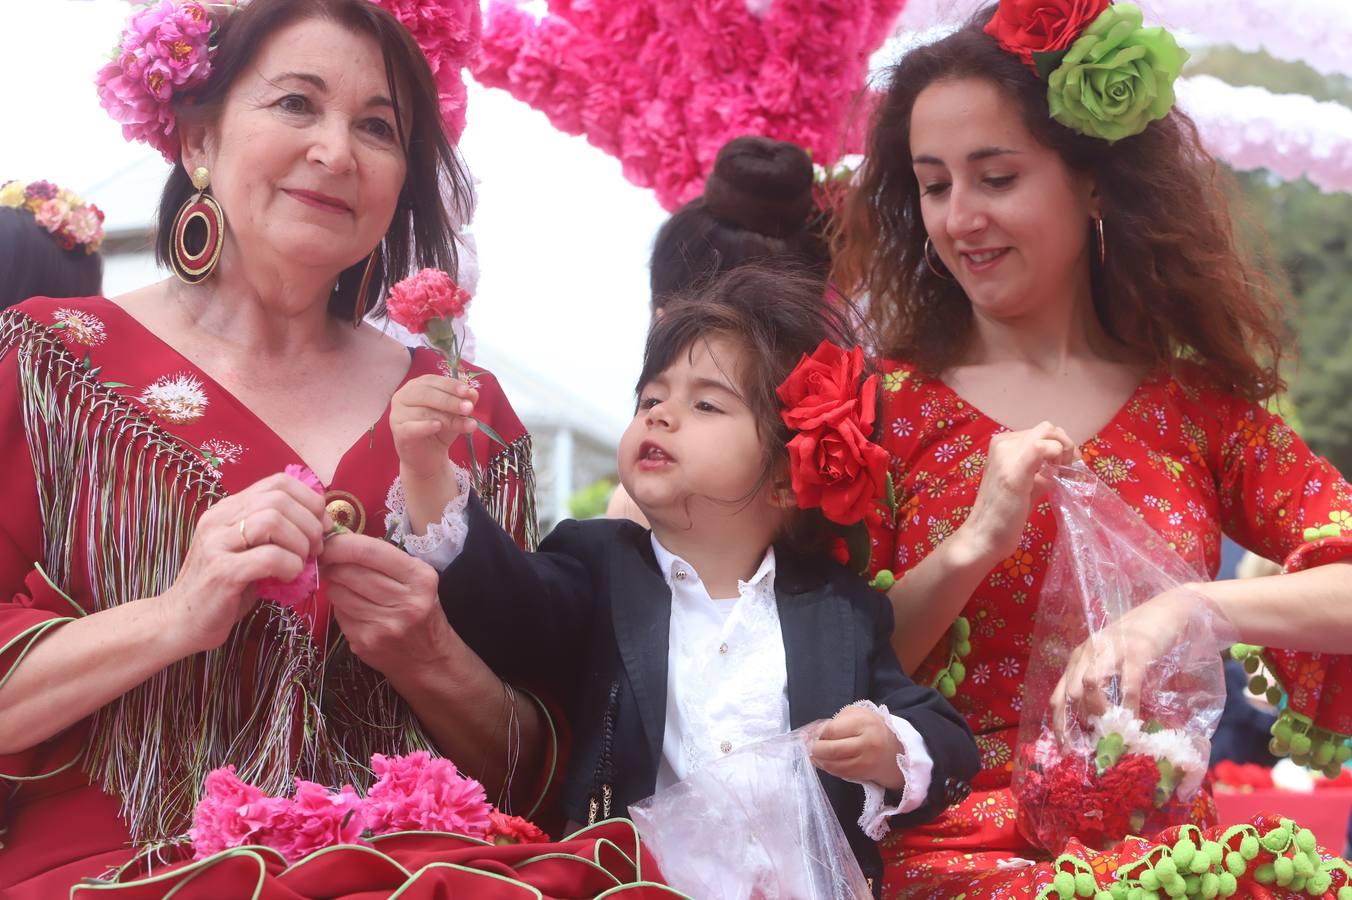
[
  {"left": 94, "top": 0, "right": 481, "bottom": 161},
  {"left": 0, "top": 180, "right": 106, "bottom": 254},
  {"left": 95, "top": 0, "right": 221, "bottom": 162}
]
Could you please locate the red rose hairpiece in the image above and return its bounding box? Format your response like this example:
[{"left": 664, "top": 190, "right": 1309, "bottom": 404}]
[
  {"left": 776, "top": 341, "right": 889, "bottom": 527},
  {"left": 982, "top": 1, "right": 1189, "bottom": 143}
]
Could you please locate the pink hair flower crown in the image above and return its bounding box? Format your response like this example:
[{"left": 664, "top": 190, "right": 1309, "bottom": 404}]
[
  {"left": 0, "top": 180, "right": 106, "bottom": 254},
  {"left": 94, "top": 0, "right": 481, "bottom": 162}
]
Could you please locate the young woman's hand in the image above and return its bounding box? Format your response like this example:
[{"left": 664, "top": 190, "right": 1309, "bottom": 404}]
[{"left": 952, "top": 421, "right": 1075, "bottom": 567}]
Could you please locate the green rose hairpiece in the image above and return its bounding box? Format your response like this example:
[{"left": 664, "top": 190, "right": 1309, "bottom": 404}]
[{"left": 1045, "top": 3, "right": 1189, "bottom": 143}]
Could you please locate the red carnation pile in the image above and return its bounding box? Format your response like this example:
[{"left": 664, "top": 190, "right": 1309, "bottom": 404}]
[{"left": 1014, "top": 736, "right": 1181, "bottom": 852}]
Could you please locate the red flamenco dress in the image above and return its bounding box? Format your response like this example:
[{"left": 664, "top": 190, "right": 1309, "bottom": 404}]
[
  {"left": 867, "top": 359, "right": 1352, "bottom": 899},
  {"left": 0, "top": 298, "right": 676, "bottom": 898}
]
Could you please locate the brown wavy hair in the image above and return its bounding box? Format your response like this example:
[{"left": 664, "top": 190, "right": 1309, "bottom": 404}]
[{"left": 831, "top": 7, "right": 1288, "bottom": 401}]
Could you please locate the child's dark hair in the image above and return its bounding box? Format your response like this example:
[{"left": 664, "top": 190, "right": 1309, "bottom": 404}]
[{"left": 636, "top": 263, "right": 860, "bottom": 557}]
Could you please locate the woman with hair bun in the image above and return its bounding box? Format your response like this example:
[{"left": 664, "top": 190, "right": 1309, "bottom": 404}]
[{"left": 648, "top": 134, "right": 831, "bottom": 314}]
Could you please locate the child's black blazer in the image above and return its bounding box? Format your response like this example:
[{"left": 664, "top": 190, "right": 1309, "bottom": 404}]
[{"left": 440, "top": 494, "right": 980, "bottom": 893}]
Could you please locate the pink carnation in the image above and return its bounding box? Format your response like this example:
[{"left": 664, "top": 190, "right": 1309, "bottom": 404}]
[
  {"left": 363, "top": 751, "right": 492, "bottom": 838},
  {"left": 254, "top": 464, "right": 324, "bottom": 609},
  {"left": 34, "top": 199, "right": 71, "bottom": 235},
  {"left": 189, "top": 766, "right": 269, "bottom": 858},
  {"left": 250, "top": 781, "right": 365, "bottom": 863},
  {"left": 385, "top": 269, "right": 471, "bottom": 335}
]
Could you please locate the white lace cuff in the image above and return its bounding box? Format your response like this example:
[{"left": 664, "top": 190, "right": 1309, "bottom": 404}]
[
  {"left": 384, "top": 464, "right": 473, "bottom": 573},
  {"left": 847, "top": 699, "right": 935, "bottom": 840}
]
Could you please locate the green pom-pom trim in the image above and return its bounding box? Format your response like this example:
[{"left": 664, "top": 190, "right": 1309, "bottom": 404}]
[
  {"left": 868, "top": 569, "right": 896, "bottom": 591},
  {"left": 929, "top": 616, "right": 972, "bottom": 698}
]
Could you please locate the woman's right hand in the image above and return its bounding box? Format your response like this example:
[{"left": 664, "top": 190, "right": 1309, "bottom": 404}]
[
  {"left": 158, "top": 472, "right": 327, "bottom": 654},
  {"left": 955, "top": 421, "right": 1076, "bottom": 566}
]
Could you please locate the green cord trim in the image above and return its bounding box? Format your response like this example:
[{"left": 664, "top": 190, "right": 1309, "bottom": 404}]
[
  {"left": 0, "top": 617, "right": 86, "bottom": 785},
  {"left": 1230, "top": 643, "right": 1352, "bottom": 776},
  {"left": 32, "top": 562, "right": 87, "bottom": 618},
  {"left": 517, "top": 686, "right": 559, "bottom": 821}
]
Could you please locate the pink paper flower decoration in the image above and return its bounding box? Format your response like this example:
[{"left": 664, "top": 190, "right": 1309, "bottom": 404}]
[
  {"left": 190, "top": 766, "right": 268, "bottom": 858},
  {"left": 363, "top": 751, "right": 492, "bottom": 838},
  {"left": 473, "top": 0, "right": 907, "bottom": 209},
  {"left": 372, "top": 0, "right": 482, "bottom": 142},
  {"left": 254, "top": 464, "right": 324, "bottom": 609}
]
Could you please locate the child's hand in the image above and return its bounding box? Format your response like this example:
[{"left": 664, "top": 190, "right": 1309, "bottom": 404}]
[
  {"left": 810, "top": 706, "right": 905, "bottom": 791},
  {"left": 390, "top": 374, "right": 479, "bottom": 482}
]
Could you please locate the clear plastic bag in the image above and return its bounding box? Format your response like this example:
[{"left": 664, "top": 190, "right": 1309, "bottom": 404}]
[
  {"left": 1011, "top": 462, "right": 1236, "bottom": 853},
  {"left": 629, "top": 724, "right": 871, "bottom": 900}
]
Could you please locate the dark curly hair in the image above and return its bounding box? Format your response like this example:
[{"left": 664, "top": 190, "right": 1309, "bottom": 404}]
[{"left": 831, "top": 6, "right": 1287, "bottom": 401}]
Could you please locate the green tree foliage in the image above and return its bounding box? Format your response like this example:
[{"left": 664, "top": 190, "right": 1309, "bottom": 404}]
[
  {"left": 1187, "top": 49, "right": 1352, "bottom": 477},
  {"left": 568, "top": 477, "right": 617, "bottom": 520}
]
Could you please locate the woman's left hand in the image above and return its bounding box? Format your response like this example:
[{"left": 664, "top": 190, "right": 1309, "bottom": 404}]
[
  {"left": 320, "top": 532, "right": 453, "bottom": 675},
  {"left": 1050, "top": 587, "right": 1211, "bottom": 737}
]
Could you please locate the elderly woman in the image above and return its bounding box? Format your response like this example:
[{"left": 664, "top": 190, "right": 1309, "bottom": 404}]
[{"left": 0, "top": 0, "right": 549, "bottom": 894}]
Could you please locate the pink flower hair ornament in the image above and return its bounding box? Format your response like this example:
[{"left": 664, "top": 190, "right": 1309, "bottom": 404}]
[
  {"left": 94, "top": 0, "right": 481, "bottom": 162},
  {"left": 0, "top": 180, "right": 106, "bottom": 254}
]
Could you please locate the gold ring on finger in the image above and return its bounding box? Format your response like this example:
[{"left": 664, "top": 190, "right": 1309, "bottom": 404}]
[{"left": 239, "top": 518, "right": 252, "bottom": 551}]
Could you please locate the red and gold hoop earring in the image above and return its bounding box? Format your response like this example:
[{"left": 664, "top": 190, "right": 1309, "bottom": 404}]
[
  {"left": 170, "top": 167, "right": 224, "bottom": 284},
  {"left": 924, "top": 236, "right": 954, "bottom": 281}
]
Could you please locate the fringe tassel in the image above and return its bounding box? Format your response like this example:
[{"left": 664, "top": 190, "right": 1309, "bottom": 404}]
[
  {"left": 476, "top": 434, "right": 540, "bottom": 551},
  {"left": 1, "top": 312, "right": 542, "bottom": 851},
  {"left": 0, "top": 314, "right": 420, "bottom": 849}
]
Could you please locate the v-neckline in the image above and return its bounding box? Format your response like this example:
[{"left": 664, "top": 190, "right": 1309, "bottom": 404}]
[
  {"left": 931, "top": 366, "right": 1160, "bottom": 450},
  {"left": 100, "top": 299, "right": 417, "bottom": 486}
]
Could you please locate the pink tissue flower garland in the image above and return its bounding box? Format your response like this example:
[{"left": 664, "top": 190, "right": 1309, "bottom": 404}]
[
  {"left": 190, "top": 752, "right": 546, "bottom": 862},
  {"left": 473, "top": 0, "right": 907, "bottom": 209}
]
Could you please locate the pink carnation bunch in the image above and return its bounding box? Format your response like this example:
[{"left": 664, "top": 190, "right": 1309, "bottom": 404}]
[
  {"left": 363, "top": 751, "right": 492, "bottom": 838},
  {"left": 254, "top": 464, "right": 324, "bottom": 609},
  {"left": 95, "top": 0, "right": 216, "bottom": 162},
  {"left": 190, "top": 768, "right": 364, "bottom": 863},
  {"left": 191, "top": 752, "right": 516, "bottom": 863}
]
